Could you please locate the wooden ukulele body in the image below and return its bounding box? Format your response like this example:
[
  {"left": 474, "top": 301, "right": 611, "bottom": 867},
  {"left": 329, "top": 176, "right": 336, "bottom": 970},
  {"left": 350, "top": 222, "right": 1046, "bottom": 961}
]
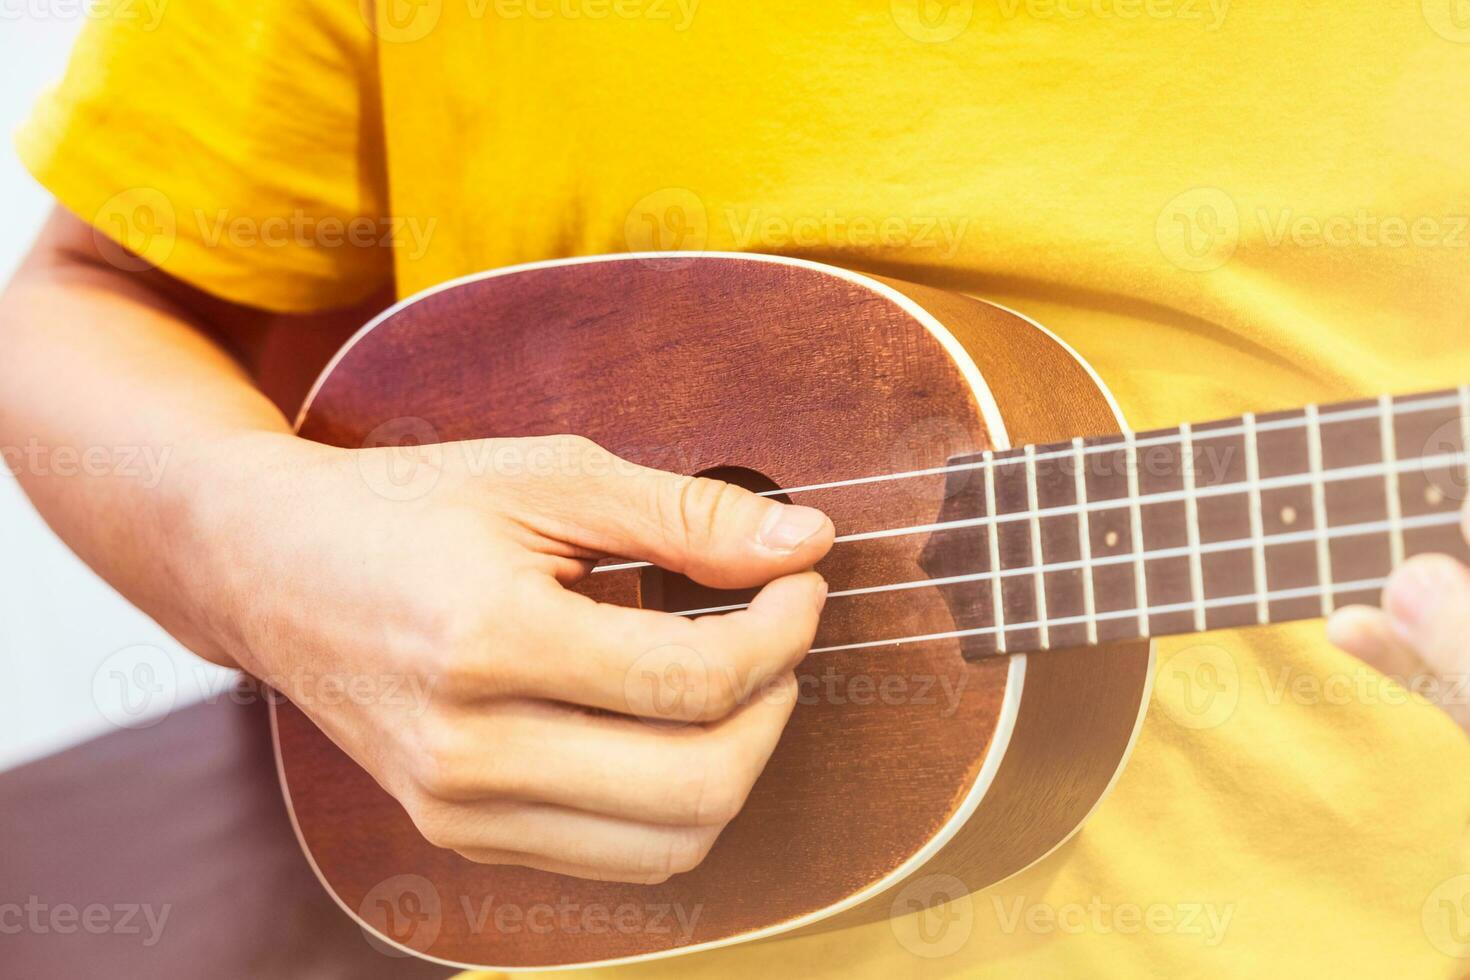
[{"left": 274, "top": 253, "right": 1155, "bottom": 969}]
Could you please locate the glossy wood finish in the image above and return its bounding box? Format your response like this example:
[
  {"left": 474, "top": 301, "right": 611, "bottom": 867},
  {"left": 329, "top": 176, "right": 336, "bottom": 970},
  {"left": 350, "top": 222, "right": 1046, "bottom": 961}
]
[
  {"left": 277, "top": 255, "right": 1152, "bottom": 968},
  {"left": 792, "top": 275, "right": 1151, "bottom": 938},
  {"left": 916, "top": 388, "right": 1470, "bottom": 659}
]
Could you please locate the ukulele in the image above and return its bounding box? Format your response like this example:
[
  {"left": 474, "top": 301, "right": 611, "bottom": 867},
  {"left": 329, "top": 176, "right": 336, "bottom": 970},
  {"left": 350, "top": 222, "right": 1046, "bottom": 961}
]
[{"left": 274, "top": 252, "right": 1470, "bottom": 969}]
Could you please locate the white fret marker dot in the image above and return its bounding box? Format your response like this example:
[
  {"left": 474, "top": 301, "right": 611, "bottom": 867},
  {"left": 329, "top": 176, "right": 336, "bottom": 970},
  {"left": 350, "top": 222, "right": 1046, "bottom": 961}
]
[
  {"left": 1104, "top": 530, "right": 1120, "bottom": 548},
  {"left": 1426, "top": 485, "right": 1445, "bottom": 507},
  {"left": 1280, "top": 505, "right": 1297, "bottom": 526}
]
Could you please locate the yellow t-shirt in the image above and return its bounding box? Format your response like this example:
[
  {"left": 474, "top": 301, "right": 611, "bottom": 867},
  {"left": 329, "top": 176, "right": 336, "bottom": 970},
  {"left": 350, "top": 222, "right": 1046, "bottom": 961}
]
[{"left": 19, "top": 1, "right": 1470, "bottom": 975}]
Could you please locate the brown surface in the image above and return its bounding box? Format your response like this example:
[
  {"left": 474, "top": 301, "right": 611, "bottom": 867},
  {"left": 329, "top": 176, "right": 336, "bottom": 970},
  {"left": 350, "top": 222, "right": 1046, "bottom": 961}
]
[
  {"left": 279, "top": 256, "right": 1149, "bottom": 967},
  {"left": 792, "top": 276, "right": 1152, "bottom": 936},
  {"left": 921, "top": 386, "right": 1470, "bottom": 655},
  {"left": 0, "top": 696, "right": 455, "bottom": 980}
]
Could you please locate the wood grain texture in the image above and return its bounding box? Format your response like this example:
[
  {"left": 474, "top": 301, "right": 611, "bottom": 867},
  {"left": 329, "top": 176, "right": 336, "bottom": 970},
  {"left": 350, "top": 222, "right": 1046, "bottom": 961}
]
[
  {"left": 780, "top": 277, "right": 1152, "bottom": 936},
  {"left": 276, "top": 256, "right": 1149, "bottom": 968},
  {"left": 917, "top": 387, "right": 1470, "bottom": 657}
]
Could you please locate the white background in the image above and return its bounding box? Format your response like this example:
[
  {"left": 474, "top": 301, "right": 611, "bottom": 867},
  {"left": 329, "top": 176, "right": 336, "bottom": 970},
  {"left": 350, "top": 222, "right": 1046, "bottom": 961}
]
[{"left": 0, "top": 14, "right": 234, "bottom": 771}]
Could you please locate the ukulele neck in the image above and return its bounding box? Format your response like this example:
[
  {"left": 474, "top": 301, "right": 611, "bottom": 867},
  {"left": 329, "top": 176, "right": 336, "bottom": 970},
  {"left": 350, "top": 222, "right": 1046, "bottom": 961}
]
[{"left": 917, "top": 385, "right": 1470, "bottom": 660}]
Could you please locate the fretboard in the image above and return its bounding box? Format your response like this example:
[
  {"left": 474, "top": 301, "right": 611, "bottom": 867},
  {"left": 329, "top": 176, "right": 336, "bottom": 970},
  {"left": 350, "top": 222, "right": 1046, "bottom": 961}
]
[{"left": 915, "top": 385, "right": 1470, "bottom": 660}]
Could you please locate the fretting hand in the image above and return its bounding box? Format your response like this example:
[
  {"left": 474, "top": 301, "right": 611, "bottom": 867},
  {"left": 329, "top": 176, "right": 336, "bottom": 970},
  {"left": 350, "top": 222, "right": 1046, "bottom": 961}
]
[{"left": 1327, "top": 504, "right": 1470, "bottom": 733}]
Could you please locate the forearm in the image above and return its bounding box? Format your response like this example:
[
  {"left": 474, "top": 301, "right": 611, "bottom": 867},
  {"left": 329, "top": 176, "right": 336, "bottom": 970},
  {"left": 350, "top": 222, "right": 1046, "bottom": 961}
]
[
  {"left": 0, "top": 209, "right": 836, "bottom": 883},
  {"left": 0, "top": 213, "right": 300, "bottom": 666}
]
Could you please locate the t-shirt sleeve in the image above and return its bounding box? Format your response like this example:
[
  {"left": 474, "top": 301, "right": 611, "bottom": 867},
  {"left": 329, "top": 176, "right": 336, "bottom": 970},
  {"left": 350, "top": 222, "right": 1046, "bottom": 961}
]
[{"left": 15, "top": 0, "right": 392, "bottom": 313}]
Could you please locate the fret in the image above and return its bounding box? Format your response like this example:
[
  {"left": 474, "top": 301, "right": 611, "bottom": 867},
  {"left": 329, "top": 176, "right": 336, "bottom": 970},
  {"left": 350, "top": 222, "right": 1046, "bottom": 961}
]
[
  {"left": 1255, "top": 406, "right": 1321, "bottom": 622},
  {"left": 1180, "top": 423, "right": 1206, "bottom": 632},
  {"left": 1082, "top": 437, "right": 1142, "bottom": 642},
  {"left": 1242, "top": 412, "right": 1269, "bottom": 624},
  {"left": 904, "top": 384, "right": 1470, "bottom": 663},
  {"left": 1392, "top": 389, "right": 1470, "bottom": 565},
  {"left": 1024, "top": 445, "right": 1049, "bottom": 649},
  {"left": 1379, "top": 394, "right": 1406, "bottom": 568},
  {"left": 815, "top": 572, "right": 1414, "bottom": 656},
  {"left": 991, "top": 450, "right": 1043, "bottom": 651},
  {"left": 1034, "top": 442, "right": 1088, "bottom": 648},
  {"left": 859, "top": 449, "right": 1467, "bottom": 546},
  {"left": 1192, "top": 419, "right": 1258, "bottom": 630},
  {"left": 901, "top": 508, "right": 1469, "bottom": 663},
  {"left": 932, "top": 510, "right": 1451, "bottom": 597},
  {"left": 1304, "top": 405, "right": 1334, "bottom": 616},
  {"left": 982, "top": 450, "right": 1007, "bottom": 654},
  {"left": 1319, "top": 398, "right": 1392, "bottom": 608},
  {"left": 1134, "top": 423, "right": 1194, "bottom": 635},
  {"left": 1123, "top": 430, "right": 1149, "bottom": 637},
  {"left": 1072, "top": 437, "right": 1099, "bottom": 645}
]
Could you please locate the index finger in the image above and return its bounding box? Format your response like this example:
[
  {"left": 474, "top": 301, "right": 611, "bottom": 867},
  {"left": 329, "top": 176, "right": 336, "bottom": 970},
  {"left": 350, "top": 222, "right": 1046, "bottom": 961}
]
[{"left": 487, "top": 571, "right": 827, "bottom": 723}]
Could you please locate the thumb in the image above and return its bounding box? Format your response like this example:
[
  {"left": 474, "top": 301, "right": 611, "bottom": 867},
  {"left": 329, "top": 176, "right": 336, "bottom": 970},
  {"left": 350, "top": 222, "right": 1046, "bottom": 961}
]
[{"left": 516, "top": 436, "right": 835, "bottom": 589}]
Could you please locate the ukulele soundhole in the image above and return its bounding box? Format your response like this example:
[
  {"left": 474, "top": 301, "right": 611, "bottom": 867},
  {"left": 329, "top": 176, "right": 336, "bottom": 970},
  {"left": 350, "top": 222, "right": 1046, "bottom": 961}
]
[{"left": 639, "top": 465, "right": 791, "bottom": 616}]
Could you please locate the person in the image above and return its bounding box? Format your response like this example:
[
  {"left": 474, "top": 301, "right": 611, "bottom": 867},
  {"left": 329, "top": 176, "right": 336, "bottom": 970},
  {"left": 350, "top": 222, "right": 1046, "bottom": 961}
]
[{"left": 3, "top": 2, "right": 1469, "bottom": 976}]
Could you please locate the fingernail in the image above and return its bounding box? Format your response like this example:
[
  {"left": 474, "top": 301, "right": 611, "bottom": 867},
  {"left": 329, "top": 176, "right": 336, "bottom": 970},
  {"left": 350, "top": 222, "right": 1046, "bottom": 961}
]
[
  {"left": 758, "top": 504, "right": 828, "bottom": 553},
  {"left": 1325, "top": 606, "right": 1379, "bottom": 654},
  {"left": 1384, "top": 560, "right": 1451, "bottom": 638},
  {"left": 1324, "top": 610, "right": 1358, "bottom": 650}
]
